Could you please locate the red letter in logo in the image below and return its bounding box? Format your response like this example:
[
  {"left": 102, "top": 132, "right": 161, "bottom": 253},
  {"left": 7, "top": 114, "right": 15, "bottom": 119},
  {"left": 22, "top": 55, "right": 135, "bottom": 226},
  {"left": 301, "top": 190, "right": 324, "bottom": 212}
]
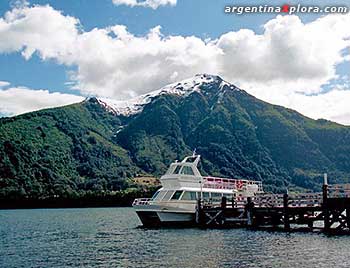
[{"left": 282, "top": 4, "right": 289, "bottom": 13}]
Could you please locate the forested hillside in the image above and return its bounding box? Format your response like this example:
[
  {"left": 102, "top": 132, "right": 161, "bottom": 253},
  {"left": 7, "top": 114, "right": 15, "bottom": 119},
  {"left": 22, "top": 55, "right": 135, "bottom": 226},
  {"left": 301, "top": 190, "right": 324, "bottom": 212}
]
[{"left": 1, "top": 75, "right": 350, "bottom": 206}]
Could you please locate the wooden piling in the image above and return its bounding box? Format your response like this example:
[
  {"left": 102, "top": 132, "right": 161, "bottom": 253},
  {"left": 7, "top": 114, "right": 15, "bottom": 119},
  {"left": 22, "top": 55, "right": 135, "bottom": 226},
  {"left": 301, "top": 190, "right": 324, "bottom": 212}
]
[
  {"left": 323, "top": 183, "right": 330, "bottom": 233},
  {"left": 283, "top": 193, "right": 290, "bottom": 231},
  {"left": 246, "top": 197, "right": 254, "bottom": 228},
  {"left": 221, "top": 196, "right": 227, "bottom": 210},
  {"left": 195, "top": 198, "right": 203, "bottom": 226}
]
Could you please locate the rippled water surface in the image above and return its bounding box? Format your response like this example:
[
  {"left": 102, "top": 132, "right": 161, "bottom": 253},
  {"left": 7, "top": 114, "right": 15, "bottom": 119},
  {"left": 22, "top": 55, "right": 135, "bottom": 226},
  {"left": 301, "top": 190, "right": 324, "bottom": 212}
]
[{"left": 1, "top": 207, "right": 350, "bottom": 268}]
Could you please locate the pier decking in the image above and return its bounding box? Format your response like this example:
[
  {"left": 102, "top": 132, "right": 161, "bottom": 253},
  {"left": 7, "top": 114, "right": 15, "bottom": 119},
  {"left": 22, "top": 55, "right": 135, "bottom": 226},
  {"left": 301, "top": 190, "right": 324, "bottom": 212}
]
[{"left": 195, "top": 182, "right": 350, "bottom": 235}]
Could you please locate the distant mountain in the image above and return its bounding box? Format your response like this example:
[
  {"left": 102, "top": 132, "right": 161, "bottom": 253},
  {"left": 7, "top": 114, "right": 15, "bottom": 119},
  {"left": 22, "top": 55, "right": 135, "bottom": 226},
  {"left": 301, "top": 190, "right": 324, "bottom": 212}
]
[{"left": 1, "top": 74, "right": 350, "bottom": 202}]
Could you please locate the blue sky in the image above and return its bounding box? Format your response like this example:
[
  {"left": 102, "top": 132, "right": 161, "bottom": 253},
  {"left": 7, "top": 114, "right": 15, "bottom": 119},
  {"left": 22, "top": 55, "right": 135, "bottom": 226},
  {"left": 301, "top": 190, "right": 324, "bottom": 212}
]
[{"left": 0, "top": 0, "right": 349, "bottom": 123}]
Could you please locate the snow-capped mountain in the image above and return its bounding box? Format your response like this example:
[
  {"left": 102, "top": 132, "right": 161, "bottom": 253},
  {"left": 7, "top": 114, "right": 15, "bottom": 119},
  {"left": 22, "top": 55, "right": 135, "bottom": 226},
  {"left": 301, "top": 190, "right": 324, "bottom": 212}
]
[
  {"left": 93, "top": 74, "right": 239, "bottom": 116},
  {"left": 4, "top": 71, "right": 350, "bottom": 201}
]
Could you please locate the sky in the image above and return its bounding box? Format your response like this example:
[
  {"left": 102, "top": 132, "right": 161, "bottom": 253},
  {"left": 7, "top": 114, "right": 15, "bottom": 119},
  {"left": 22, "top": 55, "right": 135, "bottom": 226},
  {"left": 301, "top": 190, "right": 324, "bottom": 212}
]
[{"left": 0, "top": 0, "right": 349, "bottom": 124}]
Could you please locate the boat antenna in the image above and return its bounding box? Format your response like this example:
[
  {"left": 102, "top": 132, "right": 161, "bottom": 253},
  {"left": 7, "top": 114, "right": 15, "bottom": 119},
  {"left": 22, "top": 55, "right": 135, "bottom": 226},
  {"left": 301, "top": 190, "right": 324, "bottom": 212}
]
[{"left": 192, "top": 148, "right": 197, "bottom": 156}]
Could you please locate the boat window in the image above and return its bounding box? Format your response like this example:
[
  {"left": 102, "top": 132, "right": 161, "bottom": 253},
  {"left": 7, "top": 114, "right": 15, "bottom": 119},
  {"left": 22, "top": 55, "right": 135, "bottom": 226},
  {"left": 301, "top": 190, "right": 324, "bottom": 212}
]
[
  {"left": 211, "top": 192, "right": 223, "bottom": 202},
  {"left": 202, "top": 192, "right": 210, "bottom": 200},
  {"left": 162, "top": 190, "right": 175, "bottom": 201},
  {"left": 181, "top": 191, "right": 197, "bottom": 200},
  {"left": 223, "top": 193, "right": 233, "bottom": 200},
  {"left": 180, "top": 166, "right": 194, "bottom": 176},
  {"left": 165, "top": 166, "right": 173, "bottom": 175},
  {"left": 154, "top": 190, "right": 166, "bottom": 200},
  {"left": 151, "top": 190, "right": 160, "bottom": 200},
  {"left": 171, "top": 190, "right": 183, "bottom": 200},
  {"left": 173, "top": 165, "right": 181, "bottom": 174}
]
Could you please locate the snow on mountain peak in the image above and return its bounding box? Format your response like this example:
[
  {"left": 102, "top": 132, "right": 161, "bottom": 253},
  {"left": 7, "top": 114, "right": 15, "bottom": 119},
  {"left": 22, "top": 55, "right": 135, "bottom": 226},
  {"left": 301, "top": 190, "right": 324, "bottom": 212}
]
[{"left": 92, "top": 74, "right": 239, "bottom": 116}]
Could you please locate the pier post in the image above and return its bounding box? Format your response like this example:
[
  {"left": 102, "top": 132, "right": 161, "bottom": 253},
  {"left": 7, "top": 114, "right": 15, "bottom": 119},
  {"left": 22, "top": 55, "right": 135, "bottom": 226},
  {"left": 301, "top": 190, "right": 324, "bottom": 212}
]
[
  {"left": 283, "top": 193, "right": 290, "bottom": 231},
  {"left": 195, "top": 198, "right": 203, "bottom": 226},
  {"left": 246, "top": 197, "right": 254, "bottom": 228},
  {"left": 323, "top": 173, "right": 330, "bottom": 233},
  {"left": 232, "top": 193, "right": 237, "bottom": 208},
  {"left": 221, "top": 196, "right": 227, "bottom": 210}
]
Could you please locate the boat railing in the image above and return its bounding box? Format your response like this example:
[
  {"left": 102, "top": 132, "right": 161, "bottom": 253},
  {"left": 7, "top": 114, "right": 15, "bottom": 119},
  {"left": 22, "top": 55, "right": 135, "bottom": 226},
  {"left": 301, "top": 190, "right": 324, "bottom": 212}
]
[
  {"left": 201, "top": 192, "right": 323, "bottom": 209},
  {"left": 203, "top": 176, "right": 263, "bottom": 192},
  {"left": 328, "top": 184, "right": 350, "bottom": 198},
  {"left": 252, "top": 194, "right": 285, "bottom": 208},
  {"left": 252, "top": 193, "right": 323, "bottom": 208},
  {"left": 201, "top": 195, "right": 249, "bottom": 209},
  {"left": 133, "top": 198, "right": 152, "bottom": 206},
  {"left": 288, "top": 193, "right": 323, "bottom": 207}
]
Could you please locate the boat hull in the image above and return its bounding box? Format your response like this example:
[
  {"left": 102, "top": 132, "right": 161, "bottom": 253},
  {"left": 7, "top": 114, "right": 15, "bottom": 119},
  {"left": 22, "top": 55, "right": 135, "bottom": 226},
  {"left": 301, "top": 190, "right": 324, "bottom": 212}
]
[{"left": 135, "top": 208, "right": 195, "bottom": 227}]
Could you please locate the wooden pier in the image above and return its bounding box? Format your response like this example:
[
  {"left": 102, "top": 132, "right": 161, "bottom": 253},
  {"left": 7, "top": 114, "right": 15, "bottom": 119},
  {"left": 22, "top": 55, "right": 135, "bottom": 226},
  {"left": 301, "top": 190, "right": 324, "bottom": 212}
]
[{"left": 195, "top": 181, "right": 350, "bottom": 235}]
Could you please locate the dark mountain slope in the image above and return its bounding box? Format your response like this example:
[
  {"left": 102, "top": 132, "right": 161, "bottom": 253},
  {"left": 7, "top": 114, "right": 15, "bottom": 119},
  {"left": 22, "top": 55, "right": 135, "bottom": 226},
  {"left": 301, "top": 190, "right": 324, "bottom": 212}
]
[{"left": 0, "top": 100, "right": 139, "bottom": 200}]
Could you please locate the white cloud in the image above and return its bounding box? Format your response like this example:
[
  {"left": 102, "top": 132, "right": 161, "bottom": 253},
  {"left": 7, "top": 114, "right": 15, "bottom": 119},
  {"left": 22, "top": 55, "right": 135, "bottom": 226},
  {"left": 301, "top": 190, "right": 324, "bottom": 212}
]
[
  {"left": 70, "top": 25, "right": 220, "bottom": 98},
  {"left": 112, "top": 0, "right": 177, "bottom": 9},
  {"left": 270, "top": 87, "right": 350, "bottom": 126},
  {"left": 0, "top": 87, "right": 84, "bottom": 116},
  {"left": 0, "top": 81, "right": 10, "bottom": 88},
  {"left": 0, "top": 4, "right": 350, "bottom": 123},
  {"left": 0, "top": 4, "right": 79, "bottom": 60},
  {"left": 217, "top": 14, "right": 350, "bottom": 95}
]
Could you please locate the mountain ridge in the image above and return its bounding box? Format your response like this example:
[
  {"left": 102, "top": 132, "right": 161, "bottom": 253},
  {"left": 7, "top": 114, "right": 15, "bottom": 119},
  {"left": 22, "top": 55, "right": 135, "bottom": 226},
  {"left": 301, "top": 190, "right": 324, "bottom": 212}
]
[
  {"left": 1, "top": 74, "right": 350, "bottom": 203},
  {"left": 92, "top": 74, "right": 240, "bottom": 116}
]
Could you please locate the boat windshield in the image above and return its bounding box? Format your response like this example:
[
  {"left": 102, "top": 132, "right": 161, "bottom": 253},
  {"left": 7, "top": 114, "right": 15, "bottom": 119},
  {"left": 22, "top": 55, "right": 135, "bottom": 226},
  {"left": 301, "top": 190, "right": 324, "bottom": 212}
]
[
  {"left": 183, "top": 156, "right": 197, "bottom": 163},
  {"left": 171, "top": 190, "right": 183, "bottom": 200},
  {"left": 173, "top": 165, "right": 182, "bottom": 174},
  {"left": 162, "top": 190, "right": 175, "bottom": 201},
  {"left": 165, "top": 164, "right": 195, "bottom": 175},
  {"left": 151, "top": 190, "right": 169, "bottom": 201},
  {"left": 151, "top": 190, "right": 160, "bottom": 200},
  {"left": 180, "top": 166, "right": 194, "bottom": 175}
]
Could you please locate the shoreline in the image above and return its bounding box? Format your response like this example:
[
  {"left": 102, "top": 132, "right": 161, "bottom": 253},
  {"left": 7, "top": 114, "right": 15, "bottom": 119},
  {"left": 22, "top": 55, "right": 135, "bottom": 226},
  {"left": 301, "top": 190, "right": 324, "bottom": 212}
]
[
  {"left": 0, "top": 198, "right": 135, "bottom": 210},
  {"left": 0, "top": 190, "right": 156, "bottom": 210},
  {"left": 0, "top": 187, "right": 158, "bottom": 210}
]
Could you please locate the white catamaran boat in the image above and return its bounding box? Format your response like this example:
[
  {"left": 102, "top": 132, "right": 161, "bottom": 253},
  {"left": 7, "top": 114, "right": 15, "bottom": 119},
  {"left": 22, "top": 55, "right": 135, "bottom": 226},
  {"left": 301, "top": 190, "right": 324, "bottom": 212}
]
[{"left": 133, "top": 154, "right": 263, "bottom": 226}]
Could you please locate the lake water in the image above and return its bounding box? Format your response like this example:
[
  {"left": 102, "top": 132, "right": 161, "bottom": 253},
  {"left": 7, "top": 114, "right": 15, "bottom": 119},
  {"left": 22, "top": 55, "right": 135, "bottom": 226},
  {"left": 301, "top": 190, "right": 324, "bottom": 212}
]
[{"left": 1, "top": 207, "right": 350, "bottom": 268}]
